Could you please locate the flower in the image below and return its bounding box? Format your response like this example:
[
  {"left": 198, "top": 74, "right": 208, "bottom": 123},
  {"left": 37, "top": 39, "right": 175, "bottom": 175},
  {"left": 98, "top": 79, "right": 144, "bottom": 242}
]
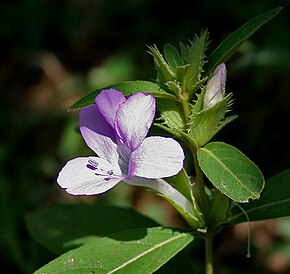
[
  {"left": 57, "top": 89, "right": 185, "bottom": 195},
  {"left": 203, "top": 63, "right": 226, "bottom": 109}
]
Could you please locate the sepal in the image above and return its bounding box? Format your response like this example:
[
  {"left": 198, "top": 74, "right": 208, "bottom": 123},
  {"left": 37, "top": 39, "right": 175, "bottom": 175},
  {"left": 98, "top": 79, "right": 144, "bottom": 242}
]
[{"left": 188, "top": 92, "right": 236, "bottom": 148}]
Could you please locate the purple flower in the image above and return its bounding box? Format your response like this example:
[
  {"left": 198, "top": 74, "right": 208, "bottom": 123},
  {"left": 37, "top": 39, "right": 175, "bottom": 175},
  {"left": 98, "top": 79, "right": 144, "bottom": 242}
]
[{"left": 57, "top": 89, "right": 185, "bottom": 195}]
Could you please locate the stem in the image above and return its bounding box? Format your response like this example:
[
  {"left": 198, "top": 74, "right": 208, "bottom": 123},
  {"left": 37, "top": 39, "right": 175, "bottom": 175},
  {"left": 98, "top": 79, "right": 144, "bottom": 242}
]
[
  {"left": 205, "top": 234, "right": 214, "bottom": 274},
  {"left": 181, "top": 93, "right": 191, "bottom": 123},
  {"left": 181, "top": 90, "right": 213, "bottom": 273}
]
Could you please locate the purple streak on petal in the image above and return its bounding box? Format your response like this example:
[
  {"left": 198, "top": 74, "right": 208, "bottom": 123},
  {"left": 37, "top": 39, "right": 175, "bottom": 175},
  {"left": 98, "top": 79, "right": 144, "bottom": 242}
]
[
  {"left": 114, "top": 93, "right": 156, "bottom": 151},
  {"left": 95, "top": 89, "right": 126, "bottom": 128}
]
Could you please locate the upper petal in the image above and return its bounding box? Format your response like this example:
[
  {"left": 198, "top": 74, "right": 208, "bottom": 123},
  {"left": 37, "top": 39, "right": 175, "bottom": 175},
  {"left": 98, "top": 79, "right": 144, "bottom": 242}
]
[
  {"left": 129, "top": 136, "right": 184, "bottom": 179},
  {"left": 114, "top": 93, "right": 156, "bottom": 151},
  {"left": 80, "top": 105, "right": 118, "bottom": 163},
  {"left": 57, "top": 157, "right": 124, "bottom": 195},
  {"left": 95, "top": 89, "right": 126, "bottom": 128},
  {"left": 80, "top": 104, "right": 115, "bottom": 140}
]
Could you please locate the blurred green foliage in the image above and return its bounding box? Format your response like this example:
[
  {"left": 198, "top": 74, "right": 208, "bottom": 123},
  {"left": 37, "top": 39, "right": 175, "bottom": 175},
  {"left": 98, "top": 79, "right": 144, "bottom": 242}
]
[{"left": 0, "top": 0, "right": 290, "bottom": 273}]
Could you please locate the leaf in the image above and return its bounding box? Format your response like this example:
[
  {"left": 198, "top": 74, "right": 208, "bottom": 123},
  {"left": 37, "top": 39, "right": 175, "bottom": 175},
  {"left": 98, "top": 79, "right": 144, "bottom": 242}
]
[
  {"left": 34, "top": 227, "right": 194, "bottom": 274},
  {"left": 164, "top": 43, "right": 183, "bottom": 71},
  {"left": 148, "top": 45, "right": 176, "bottom": 84},
  {"left": 205, "top": 7, "right": 282, "bottom": 75},
  {"left": 69, "top": 80, "right": 177, "bottom": 110},
  {"left": 181, "top": 31, "right": 208, "bottom": 95},
  {"left": 197, "top": 142, "right": 265, "bottom": 202},
  {"left": 229, "top": 169, "right": 290, "bottom": 224},
  {"left": 25, "top": 204, "right": 158, "bottom": 255},
  {"left": 157, "top": 99, "right": 187, "bottom": 130}
]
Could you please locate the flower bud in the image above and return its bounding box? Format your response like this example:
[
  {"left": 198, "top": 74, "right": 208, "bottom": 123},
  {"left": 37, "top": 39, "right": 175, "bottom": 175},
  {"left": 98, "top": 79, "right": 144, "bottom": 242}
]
[{"left": 203, "top": 63, "right": 226, "bottom": 109}]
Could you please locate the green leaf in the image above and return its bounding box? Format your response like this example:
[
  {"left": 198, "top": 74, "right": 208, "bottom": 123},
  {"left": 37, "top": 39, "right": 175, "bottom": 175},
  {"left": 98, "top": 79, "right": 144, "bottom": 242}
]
[
  {"left": 25, "top": 204, "right": 158, "bottom": 255},
  {"left": 229, "top": 169, "right": 290, "bottom": 224},
  {"left": 157, "top": 99, "right": 187, "bottom": 130},
  {"left": 34, "top": 227, "right": 194, "bottom": 274},
  {"left": 69, "top": 80, "right": 177, "bottom": 110},
  {"left": 164, "top": 43, "right": 183, "bottom": 71},
  {"left": 181, "top": 31, "right": 208, "bottom": 95},
  {"left": 205, "top": 7, "right": 282, "bottom": 75},
  {"left": 197, "top": 142, "right": 265, "bottom": 203},
  {"left": 148, "top": 45, "right": 176, "bottom": 84}
]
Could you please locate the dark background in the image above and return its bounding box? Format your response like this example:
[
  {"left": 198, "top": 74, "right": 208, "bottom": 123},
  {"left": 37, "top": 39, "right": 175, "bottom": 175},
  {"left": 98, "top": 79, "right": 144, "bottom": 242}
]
[{"left": 1, "top": 0, "right": 290, "bottom": 273}]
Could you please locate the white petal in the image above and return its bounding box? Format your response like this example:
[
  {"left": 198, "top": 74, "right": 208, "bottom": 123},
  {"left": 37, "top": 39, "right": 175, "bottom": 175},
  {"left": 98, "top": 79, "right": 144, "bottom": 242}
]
[
  {"left": 57, "top": 157, "right": 124, "bottom": 195},
  {"left": 114, "top": 93, "right": 155, "bottom": 151},
  {"left": 80, "top": 127, "right": 120, "bottom": 166},
  {"left": 129, "top": 136, "right": 184, "bottom": 179}
]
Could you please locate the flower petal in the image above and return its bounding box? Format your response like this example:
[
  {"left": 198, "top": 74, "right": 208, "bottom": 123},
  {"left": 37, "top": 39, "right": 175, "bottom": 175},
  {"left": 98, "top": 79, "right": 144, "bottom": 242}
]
[
  {"left": 57, "top": 157, "right": 124, "bottom": 195},
  {"left": 129, "top": 136, "right": 184, "bottom": 178},
  {"left": 79, "top": 104, "right": 116, "bottom": 140},
  {"left": 203, "top": 63, "right": 226, "bottom": 109},
  {"left": 95, "top": 89, "right": 126, "bottom": 128},
  {"left": 80, "top": 105, "right": 118, "bottom": 163},
  {"left": 114, "top": 93, "right": 155, "bottom": 151}
]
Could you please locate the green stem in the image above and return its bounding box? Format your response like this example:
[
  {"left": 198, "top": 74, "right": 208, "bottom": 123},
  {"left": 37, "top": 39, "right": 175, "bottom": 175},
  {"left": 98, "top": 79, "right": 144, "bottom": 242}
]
[
  {"left": 181, "top": 93, "right": 191, "bottom": 123},
  {"left": 205, "top": 234, "right": 214, "bottom": 274}
]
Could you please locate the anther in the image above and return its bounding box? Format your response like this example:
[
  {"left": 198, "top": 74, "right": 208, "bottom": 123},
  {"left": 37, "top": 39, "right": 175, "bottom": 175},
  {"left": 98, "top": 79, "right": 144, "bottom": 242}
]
[{"left": 107, "top": 170, "right": 114, "bottom": 175}]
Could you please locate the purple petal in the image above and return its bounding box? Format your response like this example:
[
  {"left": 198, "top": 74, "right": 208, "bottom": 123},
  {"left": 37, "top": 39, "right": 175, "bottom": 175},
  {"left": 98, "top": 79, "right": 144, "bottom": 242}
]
[
  {"left": 114, "top": 93, "right": 156, "bottom": 151},
  {"left": 95, "top": 89, "right": 126, "bottom": 128},
  {"left": 129, "top": 136, "right": 184, "bottom": 179},
  {"left": 80, "top": 105, "right": 118, "bottom": 163},
  {"left": 80, "top": 104, "right": 115, "bottom": 140},
  {"left": 57, "top": 157, "right": 124, "bottom": 195}
]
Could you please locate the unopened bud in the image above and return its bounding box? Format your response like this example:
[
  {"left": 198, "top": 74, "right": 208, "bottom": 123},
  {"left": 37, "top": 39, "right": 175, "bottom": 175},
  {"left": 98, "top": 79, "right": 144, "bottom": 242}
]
[{"left": 203, "top": 64, "right": 226, "bottom": 109}]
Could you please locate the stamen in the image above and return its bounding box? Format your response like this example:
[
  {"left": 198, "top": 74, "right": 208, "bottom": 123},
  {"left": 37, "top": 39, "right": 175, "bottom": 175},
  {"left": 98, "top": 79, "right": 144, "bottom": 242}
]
[
  {"left": 86, "top": 159, "right": 99, "bottom": 170},
  {"left": 88, "top": 159, "right": 98, "bottom": 167},
  {"left": 107, "top": 170, "right": 114, "bottom": 175}
]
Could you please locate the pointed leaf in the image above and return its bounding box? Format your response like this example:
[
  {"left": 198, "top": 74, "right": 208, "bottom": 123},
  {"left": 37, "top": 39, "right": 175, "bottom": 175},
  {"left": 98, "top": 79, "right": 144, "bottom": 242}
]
[
  {"left": 69, "top": 81, "right": 177, "bottom": 110},
  {"left": 149, "top": 45, "right": 176, "bottom": 84},
  {"left": 164, "top": 43, "right": 183, "bottom": 70},
  {"left": 197, "top": 142, "right": 265, "bottom": 202},
  {"left": 229, "top": 169, "right": 290, "bottom": 224},
  {"left": 205, "top": 7, "right": 282, "bottom": 75},
  {"left": 181, "top": 31, "right": 208, "bottom": 94},
  {"left": 34, "top": 227, "right": 194, "bottom": 274},
  {"left": 25, "top": 204, "right": 157, "bottom": 255}
]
